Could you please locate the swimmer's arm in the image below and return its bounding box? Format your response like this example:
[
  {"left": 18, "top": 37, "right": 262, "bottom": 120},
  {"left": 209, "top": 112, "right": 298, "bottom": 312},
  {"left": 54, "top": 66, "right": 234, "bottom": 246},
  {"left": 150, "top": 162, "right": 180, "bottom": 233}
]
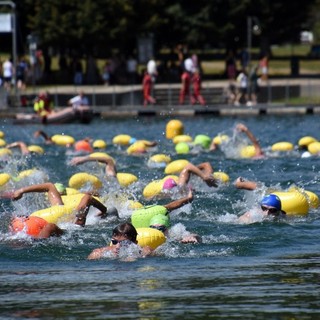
[
  {"left": 6, "top": 141, "right": 29, "bottom": 155},
  {"left": 238, "top": 211, "right": 252, "bottom": 224},
  {"left": 164, "top": 189, "right": 193, "bottom": 212},
  {"left": 75, "top": 194, "right": 107, "bottom": 226},
  {"left": 11, "top": 183, "right": 63, "bottom": 205},
  {"left": 87, "top": 246, "right": 112, "bottom": 260},
  {"left": 69, "top": 156, "right": 117, "bottom": 176},
  {"left": 34, "top": 130, "right": 52, "bottom": 143},
  {"left": 236, "top": 123, "right": 263, "bottom": 156},
  {"left": 234, "top": 177, "right": 257, "bottom": 190},
  {"left": 141, "top": 246, "right": 154, "bottom": 257}
]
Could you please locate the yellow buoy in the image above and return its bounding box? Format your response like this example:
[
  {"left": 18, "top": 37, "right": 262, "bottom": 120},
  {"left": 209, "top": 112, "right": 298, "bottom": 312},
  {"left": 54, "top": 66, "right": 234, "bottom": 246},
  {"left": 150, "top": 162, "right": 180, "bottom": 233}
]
[
  {"left": 0, "top": 138, "right": 6, "bottom": 147},
  {"left": 0, "top": 173, "right": 11, "bottom": 187},
  {"left": 240, "top": 145, "right": 256, "bottom": 158},
  {"left": 69, "top": 172, "right": 102, "bottom": 190},
  {"left": 149, "top": 154, "right": 171, "bottom": 165},
  {"left": 28, "top": 145, "right": 45, "bottom": 154},
  {"left": 112, "top": 134, "right": 132, "bottom": 145},
  {"left": 164, "top": 159, "right": 189, "bottom": 174},
  {"left": 308, "top": 141, "right": 320, "bottom": 155},
  {"left": 304, "top": 190, "right": 320, "bottom": 209},
  {"left": 272, "top": 191, "right": 309, "bottom": 216},
  {"left": 137, "top": 227, "right": 166, "bottom": 250},
  {"left": 213, "top": 134, "right": 229, "bottom": 145},
  {"left": 93, "top": 139, "right": 107, "bottom": 149},
  {"left": 298, "top": 136, "right": 317, "bottom": 148},
  {"left": 117, "top": 172, "right": 138, "bottom": 187},
  {"left": 213, "top": 172, "right": 230, "bottom": 184},
  {"left": 166, "top": 120, "right": 184, "bottom": 139},
  {"left": 0, "top": 130, "right": 4, "bottom": 138},
  {"left": 143, "top": 180, "right": 163, "bottom": 198},
  {"left": 127, "top": 200, "right": 144, "bottom": 210},
  {"left": 172, "top": 134, "right": 193, "bottom": 144},
  {"left": 271, "top": 142, "right": 294, "bottom": 152},
  {"left": 0, "top": 148, "right": 12, "bottom": 157},
  {"left": 51, "top": 134, "right": 75, "bottom": 146}
]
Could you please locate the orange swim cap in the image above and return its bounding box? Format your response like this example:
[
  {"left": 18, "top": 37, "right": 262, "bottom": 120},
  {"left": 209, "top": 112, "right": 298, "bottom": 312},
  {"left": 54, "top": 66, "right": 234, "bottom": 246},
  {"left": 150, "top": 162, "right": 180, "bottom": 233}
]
[
  {"left": 74, "top": 140, "right": 93, "bottom": 153},
  {"left": 11, "top": 216, "right": 48, "bottom": 237}
]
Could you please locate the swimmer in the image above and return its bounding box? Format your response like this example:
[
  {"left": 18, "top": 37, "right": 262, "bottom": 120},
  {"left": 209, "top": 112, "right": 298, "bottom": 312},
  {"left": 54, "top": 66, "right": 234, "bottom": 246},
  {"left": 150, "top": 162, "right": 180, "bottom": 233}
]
[
  {"left": 34, "top": 130, "right": 53, "bottom": 144},
  {"left": 238, "top": 194, "right": 286, "bottom": 224},
  {"left": 162, "top": 162, "right": 217, "bottom": 194},
  {"left": 69, "top": 155, "right": 117, "bottom": 178},
  {"left": 236, "top": 123, "right": 264, "bottom": 158},
  {"left": 87, "top": 222, "right": 152, "bottom": 260},
  {"left": 178, "top": 162, "right": 217, "bottom": 188},
  {"left": 10, "top": 216, "right": 64, "bottom": 239},
  {"left": 149, "top": 213, "right": 201, "bottom": 244},
  {"left": 6, "top": 141, "right": 30, "bottom": 155},
  {"left": 7, "top": 182, "right": 107, "bottom": 228}
]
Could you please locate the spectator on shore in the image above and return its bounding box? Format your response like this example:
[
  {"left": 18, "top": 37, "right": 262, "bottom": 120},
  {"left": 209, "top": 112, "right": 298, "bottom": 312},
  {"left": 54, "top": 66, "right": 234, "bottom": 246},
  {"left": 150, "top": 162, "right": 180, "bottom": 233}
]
[
  {"left": 234, "top": 69, "right": 249, "bottom": 106},
  {"left": 225, "top": 50, "right": 237, "bottom": 81},
  {"left": 259, "top": 54, "right": 269, "bottom": 82},
  {"left": 142, "top": 69, "right": 156, "bottom": 106},
  {"left": 248, "top": 65, "right": 260, "bottom": 106},
  {"left": 191, "top": 68, "right": 206, "bottom": 106},
  {"left": 34, "top": 91, "right": 54, "bottom": 117},
  {"left": 2, "top": 57, "right": 13, "bottom": 91},
  {"left": 68, "top": 91, "right": 89, "bottom": 110}
]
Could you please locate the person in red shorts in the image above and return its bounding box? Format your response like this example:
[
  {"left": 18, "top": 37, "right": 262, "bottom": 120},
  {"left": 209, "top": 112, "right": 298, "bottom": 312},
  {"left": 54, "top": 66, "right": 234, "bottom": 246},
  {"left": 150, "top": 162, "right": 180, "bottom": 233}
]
[
  {"left": 191, "top": 68, "right": 206, "bottom": 106},
  {"left": 142, "top": 69, "right": 156, "bottom": 106}
]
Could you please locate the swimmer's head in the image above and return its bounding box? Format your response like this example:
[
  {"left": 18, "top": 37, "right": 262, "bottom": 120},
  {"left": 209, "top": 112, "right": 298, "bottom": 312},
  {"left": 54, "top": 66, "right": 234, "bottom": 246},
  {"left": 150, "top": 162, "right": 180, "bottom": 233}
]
[
  {"left": 162, "top": 178, "right": 177, "bottom": 190},
  {"left": 261, "top": 194, "right": 281, "bottom": 211},
  {"left": 129, "top": 137, "right": 137, "bottom": 145},
  {"left": 149, "top": 214, "right": 171, "bottom": 232},
  {"left": 54, "top": 183, "right": 66, "bottom": 195}
]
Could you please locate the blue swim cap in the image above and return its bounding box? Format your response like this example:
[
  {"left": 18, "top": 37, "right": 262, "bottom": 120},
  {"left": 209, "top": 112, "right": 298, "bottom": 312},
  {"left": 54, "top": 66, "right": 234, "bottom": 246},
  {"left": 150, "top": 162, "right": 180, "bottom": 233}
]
[
  {"left": 129, "top": 137, "right": 137, "bottom": 144},
  {"left": 261, "top": 194, "right": 281, "bottom": 210}
]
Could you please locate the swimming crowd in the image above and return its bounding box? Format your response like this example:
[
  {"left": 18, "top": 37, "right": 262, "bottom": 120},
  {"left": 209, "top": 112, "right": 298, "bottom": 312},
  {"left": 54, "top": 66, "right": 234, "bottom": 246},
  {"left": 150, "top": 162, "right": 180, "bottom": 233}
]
[{"left": 0, "top": 120, "right": 319, "bottom": 261}]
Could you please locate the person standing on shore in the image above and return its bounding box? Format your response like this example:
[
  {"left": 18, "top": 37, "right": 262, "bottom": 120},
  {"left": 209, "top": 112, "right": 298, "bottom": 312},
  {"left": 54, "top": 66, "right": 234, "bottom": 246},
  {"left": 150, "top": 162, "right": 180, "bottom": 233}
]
[{"left": 142, "top": 69, "right": 156, "bottom": 106}]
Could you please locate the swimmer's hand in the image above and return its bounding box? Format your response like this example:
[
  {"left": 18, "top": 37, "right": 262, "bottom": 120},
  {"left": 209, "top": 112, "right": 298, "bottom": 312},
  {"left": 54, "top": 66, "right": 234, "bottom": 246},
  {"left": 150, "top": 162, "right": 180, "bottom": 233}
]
[
  {"left": 187, "top": 188, "right": 193, "bottom": 201},
  {"left": 234, "top": 177, "right": 245, "bottom": 188},
  {"left": 180, "top": 234, "right": 202, "bottom": 244},
  {"left": 69, "top": 156, "right": 87, "bottom": 166},
  {"left": 236, "top": 123, "right": 247, "bottom": 132},
  {"left": 12, "top": 190, "right": 24, "bottom": 200},
  {"left": 141, "top": 246, "right": 153, "bottom": 257},
  {"left": 204, "top": 175, "right": 218, "bottom": 187}
]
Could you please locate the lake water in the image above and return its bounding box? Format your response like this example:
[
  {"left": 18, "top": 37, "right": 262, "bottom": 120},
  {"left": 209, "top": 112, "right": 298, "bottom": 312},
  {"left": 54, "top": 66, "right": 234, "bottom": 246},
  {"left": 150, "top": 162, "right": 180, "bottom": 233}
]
[{"left": 1, "top": 115, "right": 320, "bottom": 319}]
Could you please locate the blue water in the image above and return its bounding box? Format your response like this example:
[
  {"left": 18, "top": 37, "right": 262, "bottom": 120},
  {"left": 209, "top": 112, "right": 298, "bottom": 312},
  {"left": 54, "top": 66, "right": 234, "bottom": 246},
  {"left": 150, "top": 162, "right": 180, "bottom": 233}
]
[{"left": 1, "top": 115, "right": 320, "bottom": 319}]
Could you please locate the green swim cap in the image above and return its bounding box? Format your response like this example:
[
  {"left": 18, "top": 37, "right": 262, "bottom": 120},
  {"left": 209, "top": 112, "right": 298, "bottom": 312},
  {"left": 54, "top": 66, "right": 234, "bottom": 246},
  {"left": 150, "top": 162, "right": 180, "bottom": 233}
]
[
  {"left": 54, "top": 183, "right": 66, "bottom": 195},
  {"left": 149, "top": 214, "right": 170, "bottom": 228}
]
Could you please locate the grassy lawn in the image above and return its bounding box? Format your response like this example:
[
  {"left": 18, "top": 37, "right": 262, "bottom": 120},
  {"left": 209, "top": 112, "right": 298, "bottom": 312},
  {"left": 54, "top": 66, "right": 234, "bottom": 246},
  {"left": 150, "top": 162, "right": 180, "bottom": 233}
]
[{"left": 2, "top": 44, "right": 320, "bottom": 77}]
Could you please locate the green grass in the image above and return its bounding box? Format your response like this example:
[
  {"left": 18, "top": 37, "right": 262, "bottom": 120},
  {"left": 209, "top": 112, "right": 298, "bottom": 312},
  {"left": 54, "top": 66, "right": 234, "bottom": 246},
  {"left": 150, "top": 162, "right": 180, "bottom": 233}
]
[{"left": 2, "top": 44, "right": 319, "bottom": 77}]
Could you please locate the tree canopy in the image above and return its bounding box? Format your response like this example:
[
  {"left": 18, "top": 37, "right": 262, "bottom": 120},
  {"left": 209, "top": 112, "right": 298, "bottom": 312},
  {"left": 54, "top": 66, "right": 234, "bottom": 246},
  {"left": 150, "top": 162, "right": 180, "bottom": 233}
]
[{"left": 9, "top": 0, "right": 318, "bottom": 58}]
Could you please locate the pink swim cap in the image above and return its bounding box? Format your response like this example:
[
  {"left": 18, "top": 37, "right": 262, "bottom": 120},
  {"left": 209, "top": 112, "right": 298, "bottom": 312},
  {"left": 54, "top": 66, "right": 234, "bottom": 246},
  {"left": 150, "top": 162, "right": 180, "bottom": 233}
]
[{"left": 163, "top": 178, "right": 177, "bottom": 190}]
